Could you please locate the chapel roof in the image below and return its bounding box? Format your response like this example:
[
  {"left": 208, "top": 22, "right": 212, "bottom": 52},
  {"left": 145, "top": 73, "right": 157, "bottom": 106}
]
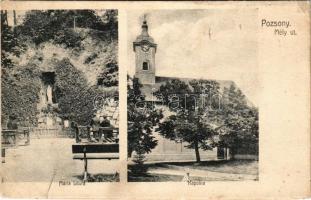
[{"left": 141, "top": 76, "right": 234, "bottom": 101}]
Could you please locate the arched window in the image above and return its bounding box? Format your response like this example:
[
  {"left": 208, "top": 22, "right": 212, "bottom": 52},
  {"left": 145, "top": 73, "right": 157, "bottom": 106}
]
[{"left": 142, "top": 62, "right": 149, "bottom": 70}]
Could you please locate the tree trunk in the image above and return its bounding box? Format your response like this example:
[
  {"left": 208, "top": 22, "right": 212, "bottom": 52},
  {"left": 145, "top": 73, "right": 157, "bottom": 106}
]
[
  {"left": 13, "top": 10, "right": 17, "bottom": 26},
  {"left": 194, "top": 141, "right": 201, "bottom": 162},
  {"left": 224, "top": 148, "right": 227, "bottom": 160},
  {"left": 230, "top": 147, "right": 235, "bottom": 160},
  {"left": 128, "top": 149, "right": 132, "bottom": 158},
  {"left": 2, "top": 11, "right": 8, "bottom": 26},
  {"left": 227, "top": 148, "right": 231, "bottom": 160}
]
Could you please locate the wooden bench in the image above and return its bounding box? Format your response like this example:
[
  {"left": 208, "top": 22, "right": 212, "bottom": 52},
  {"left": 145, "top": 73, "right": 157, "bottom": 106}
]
[{"left": 72, "top": 143, "right": 119, "bottom": 182}]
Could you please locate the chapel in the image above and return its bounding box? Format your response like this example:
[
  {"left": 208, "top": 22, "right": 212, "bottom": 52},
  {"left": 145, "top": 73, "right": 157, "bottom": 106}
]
[{"left": 131, "top": 18, "right": 243, "bottom": 161}]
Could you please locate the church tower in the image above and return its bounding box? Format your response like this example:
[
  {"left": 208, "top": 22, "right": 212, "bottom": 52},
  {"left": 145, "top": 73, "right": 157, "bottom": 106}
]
[{"left": 133, "top": 17, "right": 157, "bottom": 85}]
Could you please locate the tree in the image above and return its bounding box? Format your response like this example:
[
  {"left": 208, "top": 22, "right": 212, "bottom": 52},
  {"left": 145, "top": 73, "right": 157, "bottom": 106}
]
[
  {"left": 127, "top": 76, "right": 163, "bottom": 158},
  {"left": 97, "top": 51, "right": 118, "bottom": 87},
  {"left": 17, "top": 10, "right": 117, "bottom": 49},
  {"left": 1, "top": 11, "right": 27, "bottom": 68},
  {"left": 99, "top": 10, "right": 118, "bottom": 41},
  {"left": 1, "top": 11, "right": 41, "bottom": 126},
  {"left": 156, "top": 79, "right": 223, "bottom": 162},
  {"left": 219, "top": 84, "right": 259, "bottom": 157}
]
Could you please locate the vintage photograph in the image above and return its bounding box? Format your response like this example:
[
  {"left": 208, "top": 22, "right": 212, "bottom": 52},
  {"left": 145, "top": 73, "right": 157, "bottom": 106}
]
[
  {"left": 1, "top": 10, "right": 119, "bottom": 183},
  {"left": 0, "top": 1, "right": 309, "bottom": 199},
  {"left": 127, "top": 10, "right": 259, "bottom": 182}
]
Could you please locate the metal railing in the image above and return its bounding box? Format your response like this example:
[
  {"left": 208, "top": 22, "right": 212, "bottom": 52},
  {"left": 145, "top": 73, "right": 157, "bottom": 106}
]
[
  {"left": 7, "top": 127, "right": 75, "bottom": 139},
  {"left": 75, "top": 126, "right": 119, "bottom": 143},
  {"left": 1, "top": 129, "right": 30, "bottom": 148}
]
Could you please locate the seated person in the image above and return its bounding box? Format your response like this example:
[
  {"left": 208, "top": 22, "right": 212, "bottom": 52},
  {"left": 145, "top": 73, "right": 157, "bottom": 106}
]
[
  {"left": 7, "top": 115, "right": 18, "bottom": 130},
  {"left": 71, "top": 121, "right": 81, "bottom": 143},
  {"left": 99, "top": 116, "right": 112, "bottom": 141},
  {"left": 23, "top": 117, "right": 30, "bottom": 145},
  {"left": 90, "top": 114, "right": 100, "bottom": 142},
  {"left": 6, "top": 115, "right": 18, "bottom": 145}
]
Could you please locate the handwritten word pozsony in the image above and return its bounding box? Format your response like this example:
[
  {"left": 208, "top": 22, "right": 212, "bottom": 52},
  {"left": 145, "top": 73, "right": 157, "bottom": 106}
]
[{"left": 261, "top": 19, "right": 290, "bottom": 28}]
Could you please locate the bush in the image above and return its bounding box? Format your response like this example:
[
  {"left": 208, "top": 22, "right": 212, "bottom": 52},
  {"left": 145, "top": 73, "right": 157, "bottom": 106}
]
[
  {"left": 130, "top": 152, "right": 148, "bottom": 175},
  {"left": 53, "top": 58, "right": 100, "bottom": 125},
  {"left": 1, "top": 64, "right": 41, "bottom": 126},
  {"left": 53, "top": 28, "right": 83, "bottom": 49}
]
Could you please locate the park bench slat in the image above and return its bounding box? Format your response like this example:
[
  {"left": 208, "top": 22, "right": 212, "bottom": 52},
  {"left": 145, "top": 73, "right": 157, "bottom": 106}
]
[
  {"left": 73, "top": 154, "right": 119, "bottom": 160},
  {"left": 72, "top": 144, "right": 119, "bottom": 154}
]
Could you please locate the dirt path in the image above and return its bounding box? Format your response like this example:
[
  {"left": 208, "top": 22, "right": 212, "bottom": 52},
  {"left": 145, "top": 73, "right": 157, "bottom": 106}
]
[
  {"left": 148, "top": 165, "right": 257, "bottom": 181},
  {"left": 2, "top": 138, "right": 120, "bottom": 182}
]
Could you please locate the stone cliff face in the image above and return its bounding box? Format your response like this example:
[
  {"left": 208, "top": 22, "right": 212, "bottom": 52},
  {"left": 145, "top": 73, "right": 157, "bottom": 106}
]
[{"left": 25, "top": 28, "right": 118, "bottom": 128}]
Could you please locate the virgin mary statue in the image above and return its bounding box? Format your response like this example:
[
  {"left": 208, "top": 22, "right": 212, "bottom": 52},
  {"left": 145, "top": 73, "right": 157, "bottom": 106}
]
[{"left": 46, "top": 85, "right": 53, "bottom": 104}]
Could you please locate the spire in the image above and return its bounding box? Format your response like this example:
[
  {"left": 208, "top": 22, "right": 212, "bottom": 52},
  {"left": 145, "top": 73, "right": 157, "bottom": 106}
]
[
  {"left": 141, "top": 14, "right": 149, "bottom": 36},
  {"left": 133, "top": 13, "right": 156, "bottom": 47}
]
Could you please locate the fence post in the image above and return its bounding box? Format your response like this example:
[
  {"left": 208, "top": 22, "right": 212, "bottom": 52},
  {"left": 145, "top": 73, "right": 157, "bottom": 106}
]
[
  {"left": 83, "top": 147, "right": 88, "bottom": 183},
  {"left": 2, "top": 148, "right": 5, "bottom": 163}
]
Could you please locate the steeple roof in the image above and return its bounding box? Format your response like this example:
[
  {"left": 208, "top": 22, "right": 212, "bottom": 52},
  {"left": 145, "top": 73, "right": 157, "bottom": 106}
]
[{"left": 134, "top": 19, "right": 155, "bottom": 44}]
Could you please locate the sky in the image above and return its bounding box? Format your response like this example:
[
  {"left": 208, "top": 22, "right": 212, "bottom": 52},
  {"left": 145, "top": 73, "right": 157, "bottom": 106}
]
[{"left": 127, "top": 9, "right": 259, "bottom": 106}]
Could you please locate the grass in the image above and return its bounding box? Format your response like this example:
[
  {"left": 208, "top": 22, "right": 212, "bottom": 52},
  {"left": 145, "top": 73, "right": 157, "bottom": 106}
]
[
  {"left": 168, "top": 160, "right": 258, "bottom": 175},
  {"left": 127, "top": 173, "right": 235, "bottom": 182},
  {"left": 143, "top": 160, "right": 258, "bottom": 175},
  {"left": 128, "top": 159, "right": 258, "bottom": 182},
  {"left": 128, "top": 172, "right": 184, "bottom": 182},
  {"left": 75, "top": 173, "right": 120, "bottom": 182}
]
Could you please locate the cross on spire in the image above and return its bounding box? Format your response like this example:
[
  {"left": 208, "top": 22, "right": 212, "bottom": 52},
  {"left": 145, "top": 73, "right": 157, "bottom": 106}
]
[
  {"left": 141, "top": 14, "right": 149, "bottom": 36},
  {"left": 143, "top": 14, "right": 147, "bottom": 22}
]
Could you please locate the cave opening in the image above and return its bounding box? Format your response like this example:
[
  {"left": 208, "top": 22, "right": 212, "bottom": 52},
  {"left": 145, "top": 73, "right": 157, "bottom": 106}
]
[{"left": 41, "top": 72, "right": 57, "bottom": 104}]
